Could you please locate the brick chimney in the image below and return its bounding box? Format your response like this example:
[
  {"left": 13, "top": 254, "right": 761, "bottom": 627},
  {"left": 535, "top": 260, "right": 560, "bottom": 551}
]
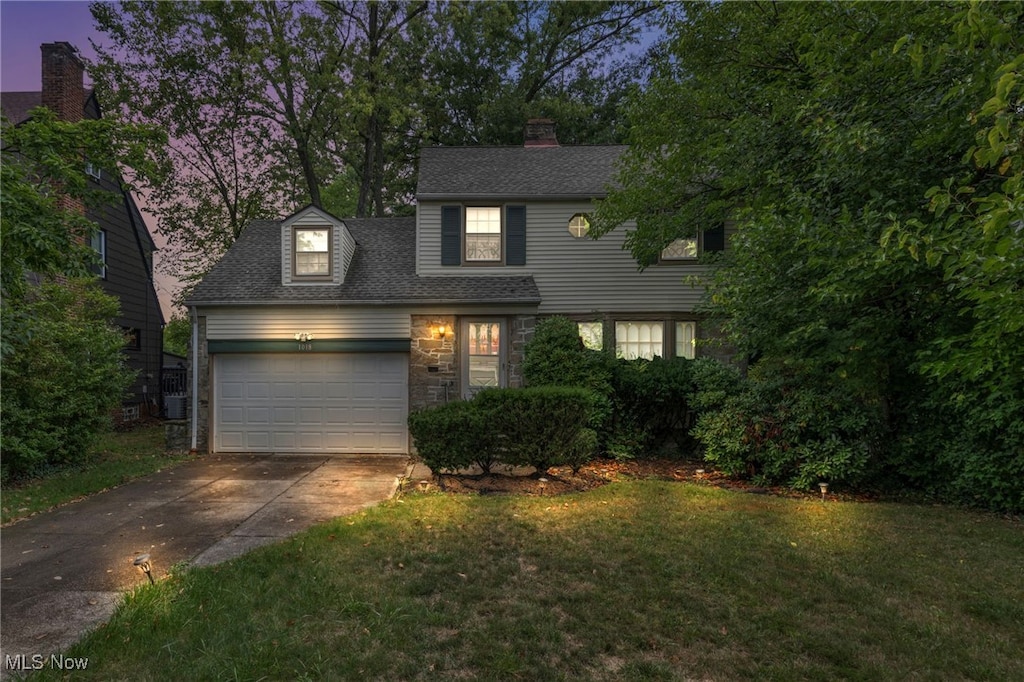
[
  {"left": 41, "top": 42, "right": 85, "bottom": 123},
  {"left": 524, "top": 118, "right": 558, "bottom": 147}
]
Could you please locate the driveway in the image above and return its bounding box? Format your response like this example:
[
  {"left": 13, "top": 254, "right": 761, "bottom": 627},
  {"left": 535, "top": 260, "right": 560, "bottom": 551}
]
[{"left": 0, "top": 453, "right": 409, "bottom": 671}]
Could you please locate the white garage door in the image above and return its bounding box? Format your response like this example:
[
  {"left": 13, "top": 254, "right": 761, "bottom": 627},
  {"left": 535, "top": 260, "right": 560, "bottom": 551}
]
[{"left": 214, "top": 353, "right": 408, "bottom": 453}]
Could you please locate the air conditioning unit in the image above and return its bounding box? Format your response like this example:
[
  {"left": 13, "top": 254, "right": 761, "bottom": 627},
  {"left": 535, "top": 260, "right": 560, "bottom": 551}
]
[{"left": 165, "top": 396, "right": 186, "bottom": 420}]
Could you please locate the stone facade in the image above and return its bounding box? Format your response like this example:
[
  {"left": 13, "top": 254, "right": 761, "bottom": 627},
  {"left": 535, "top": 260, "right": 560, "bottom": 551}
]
[
  {"left": 409, "top": 314, "right": 457, "bottom": 412},
  {"left": 194, "top": 314, "right": 210, "bottom": 452},
  {"left": 508, "top": 315, "right": 536, "bottom": 388}
]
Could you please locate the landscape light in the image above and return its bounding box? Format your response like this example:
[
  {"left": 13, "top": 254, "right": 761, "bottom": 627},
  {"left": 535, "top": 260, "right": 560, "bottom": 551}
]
[
  {"left": 818, "top": 482, "right": 829, "bottom": 502},
  {"left": 133, "top": 553, "right": 155, "bottom": 585}
]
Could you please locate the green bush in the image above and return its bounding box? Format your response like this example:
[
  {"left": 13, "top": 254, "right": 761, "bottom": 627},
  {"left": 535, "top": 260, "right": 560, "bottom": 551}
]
[
  {"left": 407, "top": 400, "right": 496, "bottom": 474},
  {"left": 610, "top": 357, "right": 695, "bottom": 458},
  {"left": 476, "top": 386, "right": 598, "bottom": 473},
  {"left": 690, "top": 360, "right": 877, "bottom": 490},
  {"left": 1, "top": 280, "right": 134, "bottom": 483}
]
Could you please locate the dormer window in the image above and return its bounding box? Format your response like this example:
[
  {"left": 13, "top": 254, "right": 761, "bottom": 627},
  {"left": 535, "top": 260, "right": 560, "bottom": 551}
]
[{"left": 294, "top": 227, "right": 332, "bottom": 278}]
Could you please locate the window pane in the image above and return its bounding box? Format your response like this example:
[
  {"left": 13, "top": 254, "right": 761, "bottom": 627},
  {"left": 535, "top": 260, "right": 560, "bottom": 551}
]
[
  {"left": 295, "top": 228, "right": 330, "bottom": 276},
  {"left": 465, "top": 208, "right": 501, "bottom": 261},
  {"left": 676, "top": 322, "right": 696, "bottom": 359},
  {"left": 578, "top": 322, "right": 602, "bottom": 350},
  {"left": 469, "top": 356, "right": 500, "bottom": 387},
  {"left": 296, "top": 229, "right": 329, "bottom": 252},
  {"left": 568, "top": 214, "right": 590, "bottom": 238},
  {"left": 661, "top": 238, "right": 698, "bottom": 260},
  {"left": 615, "top": 322, "right": 663, "bottom": 360},
  {"left": 468, "top": 322, "right": 500, "bottom": 356}
]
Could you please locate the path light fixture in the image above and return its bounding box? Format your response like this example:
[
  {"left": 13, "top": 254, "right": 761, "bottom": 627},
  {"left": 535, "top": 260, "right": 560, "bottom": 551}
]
[
  {"left": 818, "top": 482, "right": 829, "bottom": 502},
  {"left": 133, "top": 553, "right": 155, "bottom": 585}
]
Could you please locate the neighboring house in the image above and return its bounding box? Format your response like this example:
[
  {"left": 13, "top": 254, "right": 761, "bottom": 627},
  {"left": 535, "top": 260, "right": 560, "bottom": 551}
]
[
  {"left": 186, "top": 120, "right": 728, "bottom": 454},
  {"left": 1, "top": 42, "right": 165, "bottom": 419}
]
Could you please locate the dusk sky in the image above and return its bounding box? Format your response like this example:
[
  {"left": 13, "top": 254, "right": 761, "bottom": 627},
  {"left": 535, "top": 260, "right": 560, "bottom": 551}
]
[{"left": 2, "top": 0, "right": 182, "bottom": 317}]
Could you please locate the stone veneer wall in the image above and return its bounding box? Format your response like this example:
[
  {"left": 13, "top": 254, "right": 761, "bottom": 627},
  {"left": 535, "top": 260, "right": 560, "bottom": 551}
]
[
  {"left": 508, "top": 315, "right": 536, "bottom": 388},
  {"left": 409, "top": 315, "right": 457, "bottom": 412}
]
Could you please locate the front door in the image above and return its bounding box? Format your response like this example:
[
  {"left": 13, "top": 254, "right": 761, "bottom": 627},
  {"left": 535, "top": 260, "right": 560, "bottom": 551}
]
[{"left": 462, "top": 319, "right": 505, "bottom": 399}]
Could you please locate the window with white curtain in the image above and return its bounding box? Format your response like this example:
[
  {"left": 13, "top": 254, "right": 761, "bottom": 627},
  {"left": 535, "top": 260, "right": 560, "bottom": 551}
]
[
  {"left": 675, "top": 321, "right": 696, "bottom": 359},
  {"left": 577, "top": 321, "right": 603, "bottom": 350},
  {"left": 615, "top": 321, "right": 663, "bottom": 360}
]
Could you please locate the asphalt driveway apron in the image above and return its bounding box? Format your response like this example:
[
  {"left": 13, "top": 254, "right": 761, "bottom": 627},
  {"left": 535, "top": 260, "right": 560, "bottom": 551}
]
[{"left": 0, "top": 453, "right": 409, "bottom": 671}]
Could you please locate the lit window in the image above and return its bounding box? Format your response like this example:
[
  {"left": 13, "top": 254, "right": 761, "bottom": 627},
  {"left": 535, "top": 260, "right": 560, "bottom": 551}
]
[
  {"left": 466, "top": 321, "right": 503, "bottom": 397},
  {"left": 577, "top": 322, "right": 603, "bottom": 350},
  {"left": 568, "top": 214, "right": 590, "bottom": 238},
  {"left": 615, "top": 322, "right": 664, "bottom": 360},
  {"left": 661, "top": 237, "right": 698, "bottom": 260},
  {"left": 294, "top": 228, "right": 331, "bottom": 277},
  {"left": 90, "top": 230, "right": 107, "bottom": 278},
  {"left": 85, "top": 160, "right": 101, "bottom": 180},
  {"left": 465, "top": 207, "right": 501, "bottom": 261},
  {"left": 676, "top": 321, "right": 696, "bottom": 359}
]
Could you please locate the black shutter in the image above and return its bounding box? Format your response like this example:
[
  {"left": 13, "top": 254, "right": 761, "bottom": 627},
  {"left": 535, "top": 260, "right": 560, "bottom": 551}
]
[
  {"left": 441, "top": 205, "right": 462, "bottom": 266},
  {"left": 505, "top": 205, "right": 527, "bottom": 265},
  {"left": 703, "top": 224, "right": 725, "bottom": 253}
]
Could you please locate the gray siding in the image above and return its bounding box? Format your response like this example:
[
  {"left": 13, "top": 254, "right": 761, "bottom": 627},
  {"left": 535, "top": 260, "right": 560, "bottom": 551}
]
[
  {"left": 417, "top": 201, "right": 712, "bottom": 313},
  {"left": 203, "top": 306, "right": 413, "bottom": 340}
]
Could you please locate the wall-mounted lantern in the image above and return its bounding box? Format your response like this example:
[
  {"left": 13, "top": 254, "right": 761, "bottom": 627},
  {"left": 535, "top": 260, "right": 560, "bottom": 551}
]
[
  {"left": 295, "top": 332, "right": 314, "bottom": 351},
  {"left": 436, "top": 324, "right": 447, "bottom": 340}
]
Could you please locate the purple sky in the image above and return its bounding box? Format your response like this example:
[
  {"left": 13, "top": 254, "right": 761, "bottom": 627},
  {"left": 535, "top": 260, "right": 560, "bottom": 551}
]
[{"left": 2, "top": 0, "right": 181, "bottom": 317}]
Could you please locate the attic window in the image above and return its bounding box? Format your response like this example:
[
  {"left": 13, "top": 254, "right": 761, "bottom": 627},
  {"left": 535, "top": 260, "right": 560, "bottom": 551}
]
[
  {"left": 568, "top": 214, "right": 590, "bottom": 238},
  {"left": 294, "top": 227, "right": 332, "bottom": 278}
]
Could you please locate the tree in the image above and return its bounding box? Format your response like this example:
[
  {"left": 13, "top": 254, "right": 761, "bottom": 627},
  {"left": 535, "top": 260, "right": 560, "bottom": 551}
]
[
  {"left": 594, "top": 1, "right": 1023, "bottom": 509},
  {"left": 163, "top": 312, "right": 191, "bottom": 357}
]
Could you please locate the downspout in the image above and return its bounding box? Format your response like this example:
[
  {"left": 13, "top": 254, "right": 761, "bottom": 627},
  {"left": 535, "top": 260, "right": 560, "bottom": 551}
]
[{"left": 189, "top": 305, "right": 199, "bottom": 454}]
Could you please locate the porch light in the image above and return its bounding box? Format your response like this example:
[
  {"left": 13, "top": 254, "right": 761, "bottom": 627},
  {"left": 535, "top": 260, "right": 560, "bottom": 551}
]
[
  {"left": 818, "top": 482, "right": 829, "bottom": 502},
  {"left": 133, "top": 553, "right": 154, "bottom": 585},
  {"left": 436, "top": 325, "right": 447, "bottom": 340},
  {"left": 294, "top": 332, "right": 314, "bottom": 343}
]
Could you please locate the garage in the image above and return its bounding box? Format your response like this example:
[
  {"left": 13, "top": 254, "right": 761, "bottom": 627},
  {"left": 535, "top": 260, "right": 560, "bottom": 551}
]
[{"left": 213, "top": 353, "right": 408, "bottom": 453}]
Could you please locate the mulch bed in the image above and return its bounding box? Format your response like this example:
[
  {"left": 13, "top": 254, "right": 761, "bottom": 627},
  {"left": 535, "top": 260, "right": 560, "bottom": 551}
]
[{"left": 419, "top": 458, "right": 867, "bottom": 502}]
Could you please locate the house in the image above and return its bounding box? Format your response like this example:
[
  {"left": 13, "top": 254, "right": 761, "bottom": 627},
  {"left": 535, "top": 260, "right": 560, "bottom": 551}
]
[
  {"left": 1, "top": 42, "right": 165, "bottom": 419},
  {"left": 185, "top": 120, "right": 727, "bottom": 454}
]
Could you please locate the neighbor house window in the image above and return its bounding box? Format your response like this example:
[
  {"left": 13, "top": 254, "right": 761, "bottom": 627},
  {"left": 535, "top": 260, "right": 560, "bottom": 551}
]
[
  {"left": 123, "top": 327, "right": 141, "bottom": 350},
  {"left": 676, "top": 321, "right": 696, "bottom": 360},
  {"left": 578, "top": 322, "right": 603, "bottom": 350},
  {"left": 465, "top": 320, "right": 504, "bottom": 398},
  {"left": 568, "top": 213, "right": 590, "bottom": 238},
  {"left": 661, "top": 237, "right": 698, "bottom": 260},
  {"left": 85, "top": 160, "right": 101, "bottom": 180},
  {"left": 615, "top": 321, "right": 663, "bottom": 360},
  {"left": 90, "top": 230, "right": 107, "bottom": 278},
  {"left": 294, "top": 227, "right": 331, "bottom": 277},
  {"left": 465, "top": 207, "right": 501, "bottom": 261}
]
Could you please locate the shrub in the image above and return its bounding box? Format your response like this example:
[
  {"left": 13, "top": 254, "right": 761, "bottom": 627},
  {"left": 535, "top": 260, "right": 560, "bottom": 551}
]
[
  {"left": 1, "top": 280, "right": 134, "bottom": 483},
  {"left": 690, "top": 360, "right": 878, "bottom": 490},
  {"left": 610, "top": 357, "right": 695, "bottom": 458},
  {"left": 407, "top": 400, "right": 496, "bottom": 474},
  {"left": 476, "top": 386, "right": 598, "bottom": 473}
]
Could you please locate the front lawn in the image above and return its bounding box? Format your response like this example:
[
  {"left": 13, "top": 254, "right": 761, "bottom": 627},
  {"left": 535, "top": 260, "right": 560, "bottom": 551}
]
[
  {"left": 41, "top": 481, "right": 1023, "bottom": 681},
  {"left": 1, "top": 424, "right": 190, "bottom": 525}
]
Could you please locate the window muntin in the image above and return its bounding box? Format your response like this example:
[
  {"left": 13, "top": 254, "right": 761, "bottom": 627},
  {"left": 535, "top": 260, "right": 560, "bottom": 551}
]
[
  {"left": 568, "top": 213, "right": 590, "bottom": 238},
  {"left": 615, "top": 321, "right": 664, "bottom": 360},
  {"left": 661, "top": 237, "right": 698, "bottom": 260},
  {"left": 676, "top": 321, "right": 696, "bottom": 359},
  {"left": 294, "top": 228, "right": 331, "bottom": 277},
  {"left": 577, "top": 322, "right": 603, "bottom": 350},
  {"left": 90, "top": 230, "right": 107, "bottom": 278},
  {"left": 465, "top": 207, "right": 501, "bottom": 262}
]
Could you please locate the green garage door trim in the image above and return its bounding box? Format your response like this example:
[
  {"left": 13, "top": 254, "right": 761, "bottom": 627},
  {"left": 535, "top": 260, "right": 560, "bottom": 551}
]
[{"left": 208, "top": 338, "right": 411, "bottom": 353}]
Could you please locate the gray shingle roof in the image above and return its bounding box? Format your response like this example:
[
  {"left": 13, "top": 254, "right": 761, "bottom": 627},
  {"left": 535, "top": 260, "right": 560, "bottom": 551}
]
[
  {"left": 187, "top": 217, "right": 540, "bottom": 306},
  {"left": 0, "top": 91, "right": 42, "bottom": 124},
  {"left": 416, "top": 145, "right": 626, "bottom": 200}
]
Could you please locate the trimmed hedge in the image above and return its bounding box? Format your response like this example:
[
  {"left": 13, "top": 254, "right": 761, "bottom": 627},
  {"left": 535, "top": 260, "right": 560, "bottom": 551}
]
[{"left": 408, "top": 386, "right": 599, "bottom": 476}]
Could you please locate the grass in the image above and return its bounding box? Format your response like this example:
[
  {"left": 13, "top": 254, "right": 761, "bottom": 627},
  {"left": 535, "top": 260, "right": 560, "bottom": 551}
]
[
  {"left": 0, "top": 424, "right": 191, "bottom": 525},
  {"left": 36, "top": 480, "right": 1024, "bottom": 681}
]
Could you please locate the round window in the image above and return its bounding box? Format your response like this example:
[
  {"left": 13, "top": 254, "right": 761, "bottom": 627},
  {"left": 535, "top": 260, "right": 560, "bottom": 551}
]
[{"left": 568, "top": 214, "right": 590, "bottom": 238}]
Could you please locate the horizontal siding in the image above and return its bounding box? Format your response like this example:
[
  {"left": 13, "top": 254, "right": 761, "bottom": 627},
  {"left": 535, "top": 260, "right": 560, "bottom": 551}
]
[
  {"left": 417, "top": 201, "right": 710, "bottom": 313},
  {"left": 204, "top": 307, "right": 413, "bottom": 340}
]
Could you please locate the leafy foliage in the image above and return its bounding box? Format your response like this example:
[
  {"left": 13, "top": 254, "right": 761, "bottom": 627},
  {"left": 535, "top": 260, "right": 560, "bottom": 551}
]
[
  {"left": 1, "top": 281, "right": 135, "bottom": 483},
  {"left": 162, "top": 313, "right": 191, "bottom": 357},
  {"left": 407, "top": 399, "right": 494, "bottom": 474},
  {"left": 595, "top": 2, "right": 1024, "bottom": 510}
]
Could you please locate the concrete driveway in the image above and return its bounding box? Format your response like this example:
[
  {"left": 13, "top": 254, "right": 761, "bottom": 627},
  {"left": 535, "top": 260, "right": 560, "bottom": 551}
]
[{"left": 0, "top": 453, "right": 409, "bottom": 671}]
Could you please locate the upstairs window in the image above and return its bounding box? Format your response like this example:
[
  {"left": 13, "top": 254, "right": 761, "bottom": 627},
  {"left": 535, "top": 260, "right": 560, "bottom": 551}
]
[
  {"left": 465, "top": 207, "right": 501, "bottom": 262},
  {"left": 661, "top": 237, "right": 698, "bottom": 260},
  {"left": 568, "top": 214, "right": 590, "bottom": 238},
  {"left": 294, "top": 227, "right": 331, "bottom": 278}
]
